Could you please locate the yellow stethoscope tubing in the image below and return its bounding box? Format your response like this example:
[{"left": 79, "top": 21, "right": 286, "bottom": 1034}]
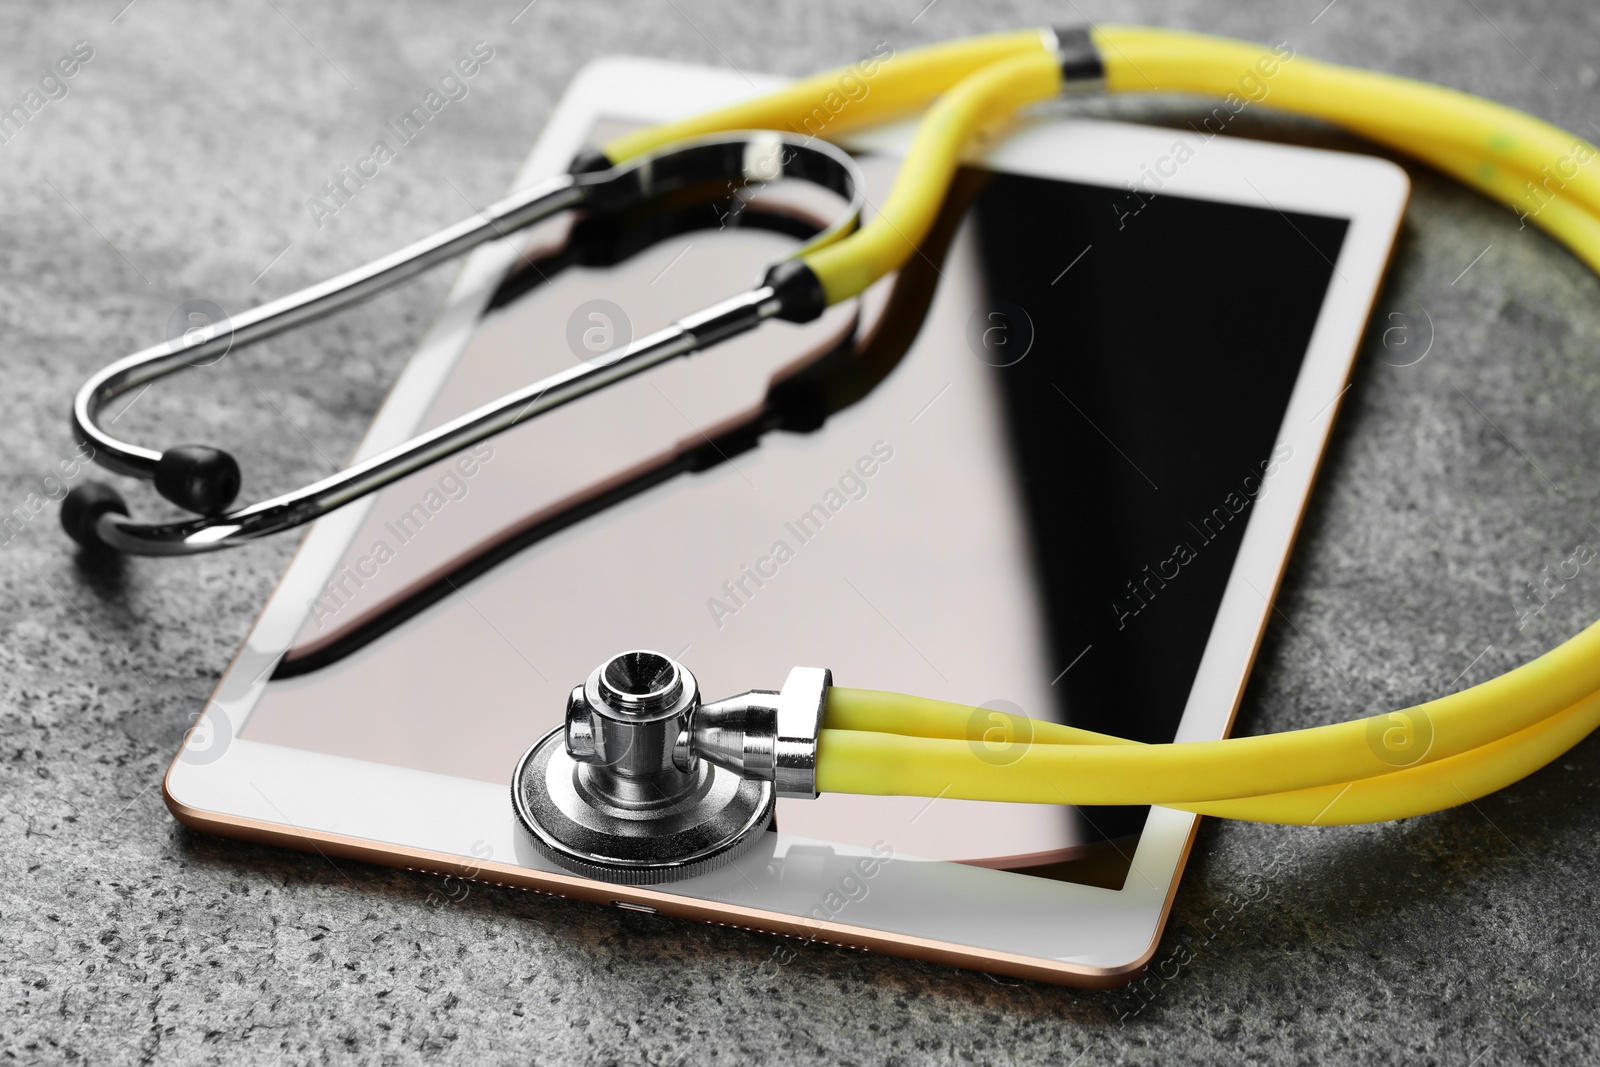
[
  {"left": 815, "top": 536, "right": 1600, "bottom": 810},
  {"left": 802, "top": 29, "right": 1600, "bottom": 822},
  {"left": 601, "top": 29, "right": 1053, "bottom": 165},
  {"left": 601, "top": 25, "right": 1600, "bottom": 824},
  {"left": 795, "top": 49, "right": 1061, "bottom": 302},
  {"left": 821, "top": 687, "right": 1600, "bottom": 825},
  {"left": 603, "top": 27, "right": 1600, "bottom": 301},
  {"left": 1094, "top": 26, "right": 1600, "bottom": 270}
]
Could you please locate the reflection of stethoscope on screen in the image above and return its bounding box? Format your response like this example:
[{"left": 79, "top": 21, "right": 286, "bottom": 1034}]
[{"left": 63, "top": 26, "right": 1600, "bottom": 883}]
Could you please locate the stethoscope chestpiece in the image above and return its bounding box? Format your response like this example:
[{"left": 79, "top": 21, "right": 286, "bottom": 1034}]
[{"left": 511, "top": 650, "right": 830, "bottom": 885}]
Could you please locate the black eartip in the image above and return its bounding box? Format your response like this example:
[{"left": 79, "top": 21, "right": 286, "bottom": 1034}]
[
  {"left": 154, "top": 445, "right": 241, "bottom": 515},
  {"left": 61, "top": 482, "right": 129, "bottom": 549}
]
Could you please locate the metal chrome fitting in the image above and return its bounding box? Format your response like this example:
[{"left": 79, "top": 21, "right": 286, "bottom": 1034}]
[
  {"left": 682, "top": 666, "right": 831, "bottom": 799},
  {"left": 512, "top": 650, "right": 831, "bottom": 884}
]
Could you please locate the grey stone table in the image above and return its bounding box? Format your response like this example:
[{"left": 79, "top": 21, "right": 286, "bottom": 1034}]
[{"left": 3, "top": 1, "right": 1598, "bottom": 1063}]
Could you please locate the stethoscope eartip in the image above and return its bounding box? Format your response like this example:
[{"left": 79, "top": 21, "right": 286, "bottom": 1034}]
[
  {"left": 152, "top": 445, "right": 241, "bottom": 516},
  {"left": 60, "top": 481, "right": 129, "bottom": 550},
  {"left": 60, "top": 442, "right": 240, "bottom": 552}
]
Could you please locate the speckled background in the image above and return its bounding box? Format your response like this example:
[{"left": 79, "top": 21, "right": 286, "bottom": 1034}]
[{"left": 3, "top": 0, "right": 1599, "bottom": 1063}]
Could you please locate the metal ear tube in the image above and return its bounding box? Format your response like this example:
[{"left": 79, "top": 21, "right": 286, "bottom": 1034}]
[
  {"left": 62, "top": 133, "right": 863, "bottom": 555},
  {"left": 511, "top": 650, "right": 830, "bottom": 884}
]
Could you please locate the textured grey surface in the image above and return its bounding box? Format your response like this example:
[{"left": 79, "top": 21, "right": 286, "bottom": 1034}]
[{"left": 4, "top": 0, "right": 1600, "bottom": 1063}]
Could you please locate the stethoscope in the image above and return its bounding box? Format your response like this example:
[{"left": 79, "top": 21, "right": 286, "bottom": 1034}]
[{"left": 64, "top": 26, "right": 1600, "bottom": 884}]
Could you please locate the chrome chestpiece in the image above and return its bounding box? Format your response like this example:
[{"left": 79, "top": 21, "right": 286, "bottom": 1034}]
[{"left": 512, "top": 650, "right": 831, "bottom": 884}]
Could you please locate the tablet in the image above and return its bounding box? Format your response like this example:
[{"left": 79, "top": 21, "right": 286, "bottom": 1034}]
[{"left": 163, "top": 54, "right": 1407, "bottom": 987}]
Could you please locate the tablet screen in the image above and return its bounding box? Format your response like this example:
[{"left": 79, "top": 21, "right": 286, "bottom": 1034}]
[{"left": 240, "top": 122, "right": 1347, "bottom": 890}]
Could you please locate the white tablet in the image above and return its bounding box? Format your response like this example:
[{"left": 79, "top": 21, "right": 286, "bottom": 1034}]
[{"left": 164, "top": 54, "right": 1407, "bottom": 987}]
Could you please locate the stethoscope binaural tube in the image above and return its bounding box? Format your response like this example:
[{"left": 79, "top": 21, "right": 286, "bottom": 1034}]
[{"left": 62, "top": 134, "right": 865, "bottom": 554}]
